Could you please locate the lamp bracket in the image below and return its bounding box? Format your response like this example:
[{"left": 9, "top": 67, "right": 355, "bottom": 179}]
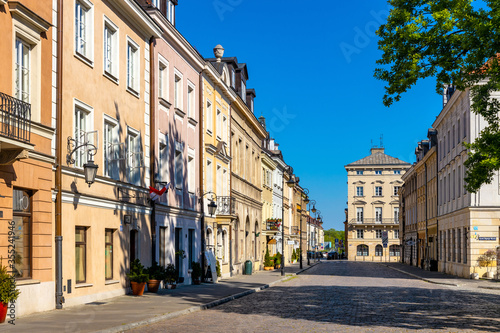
[{"left": 66, "top": 136, "right": 98, "bottom": 165}]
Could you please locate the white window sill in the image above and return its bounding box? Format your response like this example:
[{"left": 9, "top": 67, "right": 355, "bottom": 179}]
[
  {"left": 159, "top": 98, "right": 172, "bottom": 108},
  {"left": 105, "top": 280, "right": 120, "bottom": 285},
  {"left": 75, "top": 283, "right": 94, "bottom": 289},
  {"left": 127, "top": 87, "right": 140, "bottom": 99},
  {"left": 175, "top": 108, "right": 186, "bottom": 118},
  {"left": 103, "top": 71, "right": 119, "bottom": 85},
  {"left": 188, "top": 117, "right": 198, "bottom": 126},
  {"left": 206, "top": 130, "right": 213, "bottom": 136},
  {"left": 75, "top": 51, "right": 94, "bottom": 68},
  {"left": 16, "top": 279, "right": 41, "bottom": 286}
]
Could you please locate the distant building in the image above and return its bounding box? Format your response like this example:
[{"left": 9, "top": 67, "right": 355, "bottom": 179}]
[{"left": 345, "top": 147, "right": 410, "bottom": 261}]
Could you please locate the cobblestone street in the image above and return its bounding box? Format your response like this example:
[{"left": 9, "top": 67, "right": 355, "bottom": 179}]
[{"left": 132, "top": 261, "right": 500, "bottom": 333}]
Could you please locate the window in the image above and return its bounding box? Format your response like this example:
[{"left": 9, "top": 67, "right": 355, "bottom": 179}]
[
  {"left": 463, "top": 112, "right": 467, "bottom": 138},
  {"left": 158, "top": 132, "right": 169, "bottom": 182},
  {"left": 393, "top": 186, "right": 400, "bottom": 196},
  {"left": 206, "top": 100, "right": 213, "bottom": 133},
  {"left": 376, "top": 230, "right": 382, "bottom": 239},
  {"left": 105, "top": 229, "right": 114, "bottom": 280},
  {"left": 375, "top": 245, "right": 383, "bottom": 256},
  {"left": 389, "top": 245, "right": 400, "bottom": 256},
  {"left": 241, "top": 80, "right": 246, "bottom": 100},
  {"left": 75, "top": 0, "right": 93, "bottom": 61},
  {"left": 12, "top": 189, "right": 32, "bottom": 279},
  {"left": 159, "top": 227, "right": 167, "bottom": 267},
  {"left": 447, "top": 130, "right": 451, "bottom": 153},
  {"left": 74, "top": 102, "right": 91, "bottom": 168},
  {"left": 356, "top": 186, "right": 364, "bottom": 196},
  {"left": 174, "top": 72, "right": 183, "bottom": 109},
  {"left": 394, "top": 170, "right": 401, "bottom": 175},
  {"left": 127, "top": 39, "right": 139, "bottom": 93},
  {"left": 166, "top": 0, "right": 175, "bottom": 24},
  {"left": 188, "top": 229, "right": 194, "bottom": 270},
  {"left": 375, "top": 170, "right": 382, "bottom": 175},
  {"left": 127, "top": 129, "right": 142, "bottom": 185},
  {"left": 357, "top": 229, "right": 364, "bottom": 239},
  {"left": 375, "top": 207, "right": 382, "bottom": 222},
  {"left": 452, "top": 125, "right": 455, "bottom": 148},
  {"left": 393, "top": 207, "right": 400, "bottom": 222},
  {"left": 75, "top": 227, "right": 87, "bottom": 284},
  {"left": 152, "top": 0, "right": 159, "bottom": 8},
  {"left": 206, "top": 159, "right": 213, "bottom": 194},
  {"left": 158, "top": 57, "right": 168, "bottom": 100},
  {"left": 394, "top": 229, "right": 399, "bottom": 239},
  {"left": 463, "top": 227, "right": 468, "bottom": 264},
  {"left": 375, "top": 186, "right": 382, "bottom": 196},
  {"left": 222, "top": 115, "right": 228, "bottom": 142},
  {"left": 216, "top": 164, "right": 222, "bottom": 196},
  {"left": 175, "top": 143, "right": 183, "bottom": 190},
  {"left": 458, "top": 166, "right": 461, "bottom": 196},
  {"left": 223, "top": 168, "right": 228, "bottom": 196},
  {"left": 458, "top": 119, "right": 461, "bottom": 141},
  {"left": 188, "top": 151, "right": 195, "bottom": 194},
  {"left": 103, "top": 19, "right": 118, "bottom": 79},
  {"left": 457, "top": 228, "right": 461, "bottom": 263},
  {"left": 216, "top": 109, "right": 221, "bottom": 140},
  {"left": 104, "top": 117, "right": 119, "bottom": 179},
  {"left": 356, "top": 244, "right": 368, "bottom": 256},
  {"left": 356, "top": 170, "right": 363, "bottom": 175},
  {"left": 15, "top": 38, "right": 30, "bottom": 102},
  {"left": 231, "top": 69, "right": 235, "bottom": 88},
  {"left": 453, "top": 169, "right": 456, "bottom": 200},
  {"left": 356, "top": 207, "right": 363, "bottom": 222},
  {"left": 187, "top": 84, "right": 195, "bottom": 118}
]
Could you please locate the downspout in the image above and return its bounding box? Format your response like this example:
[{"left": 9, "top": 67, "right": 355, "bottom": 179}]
[
  {"left": 425, "top": 162, "right": 428, "bottom": 268},
  {"left": 55, "top": 0, "right": 64, "bottom": 309},
  {"left": 199, "top": 69, "right": 205, "bottom": 280},
  {"left": 436, "top": 146, "right": 439, "bottom": 267},
  {"left": 149, "top": 36, "right": 156, "bottom": 264}
]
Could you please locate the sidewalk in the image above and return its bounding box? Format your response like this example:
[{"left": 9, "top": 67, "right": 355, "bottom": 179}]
[
  {"left": 0, "top": 262, "right": 318, "bottom": 333},
  {"left": 384, "top": 262, "right": 500, "bottom": 290}
]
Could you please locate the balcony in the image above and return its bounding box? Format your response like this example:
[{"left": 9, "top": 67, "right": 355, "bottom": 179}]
[
  {"left": 0, "top": 92, "right": 33, "bottom": 165},
  {"left": 216, "top": 196, "right": 235, "bottom": 215},
  {"left": 0, "top": 92, "right": 31, "bottom": 143},
  {"left": 290, "top": 226, "right": 299, "bottom": 235},
  {"left": 349, "top": 218, "right": 398, "bottom": 225}
]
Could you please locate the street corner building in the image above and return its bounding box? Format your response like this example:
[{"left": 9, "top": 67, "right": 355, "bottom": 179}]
[{"left": 344, "top": 147, "right": 410, "bottom": 262}]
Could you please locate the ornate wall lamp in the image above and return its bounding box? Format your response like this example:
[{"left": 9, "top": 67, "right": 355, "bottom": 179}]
[{"left": 66, "top": 136, "right": 98, "bottom": 187}]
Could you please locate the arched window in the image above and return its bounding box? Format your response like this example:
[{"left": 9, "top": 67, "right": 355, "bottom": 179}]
[
  {"left": 357, "top": 244, "right": 368, "bottom": 256},
  {"left": 375, "top": 245, "right": 383, "bottom": 256},
  {"left": 223, "top": 229, "right": 228, "bottom": 263},
  {"left": 389, "top": 245, "right": 400, "bottom": 256},
  {"left": 217, "top": 228, "right": 223, "bottom": 260},
  {"left": 206, "top": 227, "right": 214, "bottom": 254}
]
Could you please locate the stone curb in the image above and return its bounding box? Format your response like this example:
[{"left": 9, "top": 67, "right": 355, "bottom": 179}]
[
  {"left": 96, "top": 266, "right": 317, "bottom": 333},
  {"left": 478, "top": 285, "right": 500, "bottom": 291},
  {"left": 384, "top": 264, "right": 460, "bottom": 287}
]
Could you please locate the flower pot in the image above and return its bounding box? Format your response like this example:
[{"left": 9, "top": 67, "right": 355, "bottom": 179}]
[
  {"left": 0, "top": 303, "right": 7, "bottom": 323},
  {"left": 264, "top": 266, "right": 274, "bottom": 271},
  {"left": 471, "top": 273, "right": 479, "bottom": 280},
  {"left": 130, "top": 281, "right": 146, "bottom": 296},
  {"left": 193, "top": 278, "right": 201, "bottom": 285},
  {"left": 147, "top": 280, "right": 161, "bottom": 293}
]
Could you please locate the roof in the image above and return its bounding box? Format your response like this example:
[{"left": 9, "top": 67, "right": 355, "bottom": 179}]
[{"left": 345, "top": 148, "right": 410, "bottom": 168}]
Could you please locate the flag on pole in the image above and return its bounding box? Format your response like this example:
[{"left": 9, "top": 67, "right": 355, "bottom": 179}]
[{"left": 149, "top": 184, "right": 168, "bottom": 202}]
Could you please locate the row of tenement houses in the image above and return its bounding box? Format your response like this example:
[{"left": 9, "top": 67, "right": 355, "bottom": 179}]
[{"left": 0, "top": 0, "right": 323, "bottom": 316}]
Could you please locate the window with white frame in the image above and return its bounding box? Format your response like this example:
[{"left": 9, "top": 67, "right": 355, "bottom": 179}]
[
  {"left": 174, "top": 142, "right": 183, "bottom": 190},
  {"left": 223, "top": 168, "right": 228, "bottom": 196},
  {"left": 393, "top": 186, "right": 400, "bottom": 196},
  {"left": 216, "top": 109, "right": 221, "bottom": 140},
  {"left": 127, "top": 129, "right": 141, "bottom": 185},
  {"left": 393, "top": 207, "right": 400, "bottom": 222},
  {"left": 375, "top": 170, "right": 382, "bottom": 175},
  {"left": 174, "top": 71, "right": 183, "bottom": 109},
  {"left": 206, "top": 159, "right": 213, "bottom": 193},
  {"left": 152, "top": 0, "right": 159, "bottom": 8},
  {"left": 158, "top": 131, "right": 168, "bottom": 182},
  {"left": 356, "top": 170, "right": 363, "bottom": 175},
  {"left": 376, "top": 230, "right": 382, "bottom": 239},
  {"left": 222, "top": 114, "right": 228, "bottom": 142},
  {"left": 394, "top": 170, "right": 401, "bottom": 175},
  {"left": 103, "top": 116, "right": 119, "bottom": 179},
  {"left": 375, "top": 207, "right": 382, "bottom": 222},
  {"left": 158, "top": 56, "right": 168, "bottom": 100},
  {"left": 357, "top": 229, "right": 364, "bottom": 239},
  {"left": 74, "top": 102, "right": 92, "bottom": 168},
  {"left": 75, "top": 0, "right": 93, "bottom": 61},
  {"left": 357, "top": 244, "right": 368, "bottom": 256},
  {"left": 216, "top": 164, "right": 222, "bottom": 196},
  {"left": 103, "top": 18, "right": 118, "bottom": 79},
  {"left": 356, "top": 207, "right": 363, "bottom": 222},
  {"left": 241, "top": 80, "right": 246, "bottom": 100},
  {"left": 15, "top": 38, "right": 30, "bottom": 102},
  {"left": 394, "top": 229, "right": 399, "bottom": 239},
  {"left": 187, "top": 83, "right": 195, "bottom": 118},
  {"left": 126, "top": 39, "right": 139, "bottom": 93},
  {"left": 188, "top": 151, "right": 195, "bottom": 194},
  {"left": 375, "top": 245, "right": 383, "bottom": 256},
  {"left": 206, "top": 100, "right": 213, "bottom": 133},
  {"left": 356, "top": 186, "right": 363, "bottom": 196},
  {"left": 375, "top": 186, "right": 383, "bottom": 196},
  {"left": 166, "top": 0, "right": 175, "bottom": 24}
]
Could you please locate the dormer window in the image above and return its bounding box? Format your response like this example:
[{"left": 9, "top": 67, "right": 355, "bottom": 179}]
[
  {"left": 152, "top": 0, "right": 159, "bottom": 8},
  {"left": 231, "top": 69, "right": 235, "bottom": 88},
  {"left": 241, "top": 80, "right": 246, "bottom": 100},
  {"left": 166, "top": 0, "right": 175, "bottom": 25},
  {"left": 251, "top": 99, "right": 254, "bottom": 112}
]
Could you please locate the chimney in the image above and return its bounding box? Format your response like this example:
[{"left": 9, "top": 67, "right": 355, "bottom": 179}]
[
  {"left": 213, "top": 44, "right": 224, "bottom": 62},
  {"left": 370, "top": 147, "right": 385, "bottom": 155},
  {"left": 258, "top": 115, "right": 266, "bottom": 129}
]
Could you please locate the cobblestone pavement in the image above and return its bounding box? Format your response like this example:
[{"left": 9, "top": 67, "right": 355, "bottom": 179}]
[{"left": 131, "top": 261, "right": 500, "bottom": 333}]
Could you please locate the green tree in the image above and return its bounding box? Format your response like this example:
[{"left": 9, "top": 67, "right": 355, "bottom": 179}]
[
  {"left": 323, "top": 228, "right": 345, "bottom": 247},
  {"left": 375, "top": 0, "right": 500, "bottom": 192}
]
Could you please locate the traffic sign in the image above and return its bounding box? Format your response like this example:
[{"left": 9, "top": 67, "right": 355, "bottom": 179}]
[{"left": 382, "top": 231, "right": 388, "bottom": 248}]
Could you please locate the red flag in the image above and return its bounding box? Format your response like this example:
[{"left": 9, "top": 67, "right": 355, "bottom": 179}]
[{"left": 149, "top": 186, "right": 167, "bottom": 201}]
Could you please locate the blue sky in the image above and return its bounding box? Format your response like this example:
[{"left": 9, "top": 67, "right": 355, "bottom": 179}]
[{"left": 177, "top": 1, "right": 442, "bottom": 231}]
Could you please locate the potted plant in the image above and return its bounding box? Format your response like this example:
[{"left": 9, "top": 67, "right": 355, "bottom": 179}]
[
  {"left": 274, "top": 252, "right": 282, "bottom": 269},
  {"left": 216, "top": 260, "right": 222, "bottom": 278},
  {"left": 478, "top": 249, "right": 497, "bottom": 278},
  {"left": 0, "top": 264, "right": 20, "bottom": 323},
  {"left": 127, "top": 259, "right": 149, "bottom": 296},
  {"left": 146, "top": 261, "right": 165, "bottom": 293},
  {"left": 164, "top": 264, "right": 177, "bottom": 289},
  {"left": 291, "top": 249, "right": 297, "bottom": 264},
  {"left": 191, "top": 261, "right": 202, "bottom": 285},
  {"left": 264, "top": 248, "right": 274, "bottom": 270}
]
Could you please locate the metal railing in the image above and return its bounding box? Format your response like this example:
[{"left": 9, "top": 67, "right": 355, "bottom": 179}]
[
  {"left": 216, "top": 196, "right": 235, "bottom": 215},
  {"left": 349, "top": 218, "right": 398, "bottom": 224},
  {"left": 266, "top": 221, "right": 281, "bottom": 231},
  {"left": 0, "top": 92, "right": 31, "bottom": 143},
  {"left": 291, "top": 226, "right": 299, "bottom": 235}
]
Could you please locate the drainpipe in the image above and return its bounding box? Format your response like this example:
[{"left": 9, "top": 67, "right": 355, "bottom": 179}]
[
  {"left": 199, "top": 69, "right": 205, "bottom": 280},
  {"left": 425, "top": 162, "right": 428, "bottom": 268},
  {"left": 55, "top": 0, "right": 64, "bottom": 309},
  {"left": 149, "top": 36, "right": 156, "bottom": 264}
]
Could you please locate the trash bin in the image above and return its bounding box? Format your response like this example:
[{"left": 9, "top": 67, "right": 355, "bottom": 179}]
[{"left": 244, "top": 260, "right": 252, "bottom": 275}]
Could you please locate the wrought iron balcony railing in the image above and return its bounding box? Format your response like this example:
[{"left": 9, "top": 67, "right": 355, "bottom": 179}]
[
  {"left": 0, "top": 92, "right": 31, "bottom": 143},
  {"left": 349, "top": 218, "right": 398, "bottom": 224},
  {"left": 266, "top": 221, "right": 281, "bottom": 231},
  {"left": 216, "top": 196, "right": 235, "bottom": 215}
]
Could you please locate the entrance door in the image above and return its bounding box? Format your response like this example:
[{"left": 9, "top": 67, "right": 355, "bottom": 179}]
[{"left": 130, "top": 230, "right": 137, "bottom": 264}]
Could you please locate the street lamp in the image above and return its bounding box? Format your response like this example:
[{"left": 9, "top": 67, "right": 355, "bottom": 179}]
[
  {"left": 281, "top": 166, "right": 294, "bottom": 276},
  {"left": 301, "top": 188, "right": 309, "bottom": 269},
  {"left": 314, "top": 210, "right": 322, "bottom": 263},
  {"left": 66, "top": 136, "right": 98, "bottom": 187},
  {"left": 199, "top": 192, "right": 218, "bottom": 282}
]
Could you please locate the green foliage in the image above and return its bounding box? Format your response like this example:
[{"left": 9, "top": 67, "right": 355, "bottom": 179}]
[
  {"left": 147, "top": 261, "right": 166, "bottom": 281},
  {"left": 275, "top": 252, "right": 282, "bottom": 267},
  {"left": 164, "top": 264, "right": 177, "bottom": 284},
  {"left": 375, "top": 0, "right": 500, "bottom": 192},
  {"left": 291, "top": 249, "right": 297, "bottom": 261},
  {"left": 216, "top": 260, "right": 222, "bottom": 278},
  {"left": 0, "top": 264, "right": 20, "bottom": 304},
  {"left": 323, "top": 229, "right": 345, "bottom": 245},
  {"left": 191, "top": 261, "right": 202, "bottom": 281},
  {"left": 175, "top": 250, "right": 186, "bottom": 259},
  {"left": 264, "top": 248, "right": 273, "bottom": 267},
  {"left": 127, "top": 259, "right": 149, "bottom": 283},
  {"left": 477, "top": 249, "right": 497, "bottom": 272}
]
